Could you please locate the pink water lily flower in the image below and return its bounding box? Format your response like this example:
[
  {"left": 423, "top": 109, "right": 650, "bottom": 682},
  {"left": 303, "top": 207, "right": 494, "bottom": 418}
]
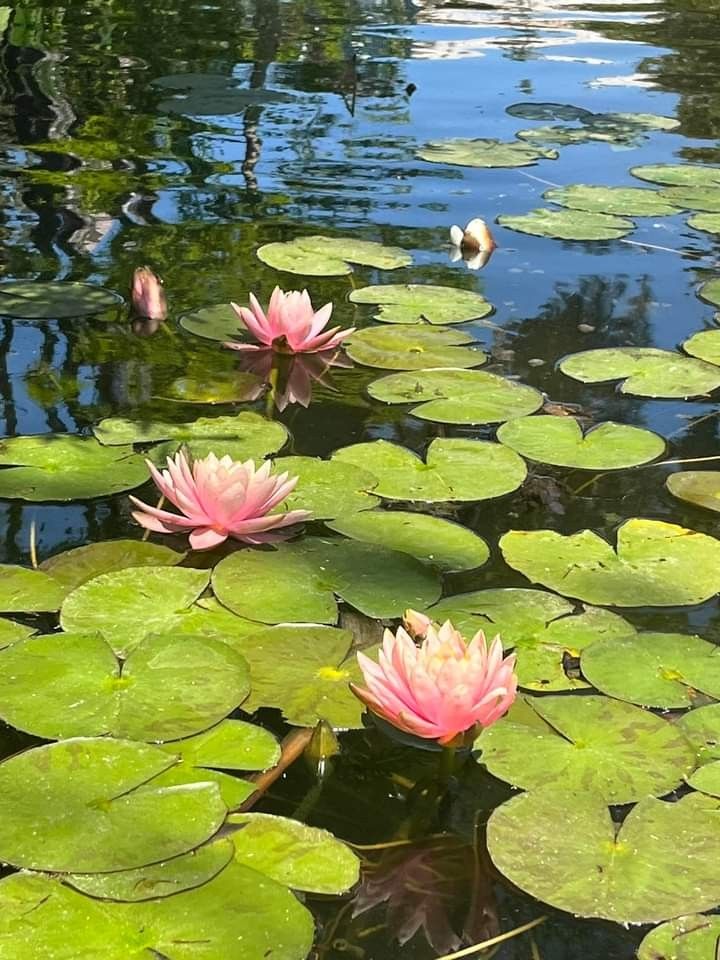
[
  {"left": 224, "top": 286, "right": 355, "bottom": 354},
  {"left": 130, "top": 451, "right": 311, "bottom": 550},
  {"left": 352, "top": 616, "right": 517, "bottom": 746}
]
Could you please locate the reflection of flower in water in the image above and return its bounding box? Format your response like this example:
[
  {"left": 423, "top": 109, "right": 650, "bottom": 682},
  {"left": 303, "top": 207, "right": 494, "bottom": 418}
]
[
  {"left": 449, "top": 218, "right": 496, "bottom": 271},
  {"left": 353, "top": 836, "right": 499, "bottom": 955},
  {"left": 235, "top": 348, "right": 352, "bottom": 411}
]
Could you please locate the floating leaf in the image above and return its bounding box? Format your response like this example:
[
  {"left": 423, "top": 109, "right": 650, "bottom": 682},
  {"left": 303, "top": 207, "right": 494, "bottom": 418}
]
[
  {"left": 498, "top": 208, "right": 634, "bottom": 241},
  {"left": 683, "top": 329, "right": 720, "bottom": 366},
  {"left": 416, "top": 138, "right": 558, "bottom": 168},
  {"left": 516, "top": 125, "right": 609, "bottom": 146},
  {"left": 506, "top": 102, "right": 594, "bottom": 122},
  {"left": 0, "top": 565, "right": 66, "bottom": 613},
  {"left": 699, "top": 278, "right": 720, "bottom": 308},
  {"left": 345, "top": 325, "right": 485, "bottom": 370},
  {"left": 500, "top": 518, "right": 720, "bottom": 606},
  {"left": 631, "top": 163, "right": 720, "bottom": 187},
  {"left": 688, "top": 213, "right": 720, "bottom": 235},
  {"left": 660, "top": 186, "right": 720, "bottom": 211},
  {"left": 170, "top": 597, "right": 262, "bottom": 643},
  {"left": 558, "top": 347, "right": 720, "bottom": 398},
  {"left": 257, "top": 235, "right": 411, "bottom": 277},
  {"left": 667, "top": 471, "right": 720, "bottom": 513},
  {"left": 179, "top": 303, "right": 243, "bottom": 341},
  {"left": 0, "top": 618, "right": 35, "bottom": 649},
  {"left": 678, "top": 703, "right": 720, "bottom": 765},
  {"left": 477, "top": 694, "right": 693, "bottom": 802},
  {"left": 348, "top": 284, "right": 493, "bottom": 326},
  {"left": 331, "top": 438, "right": 526, "bottom": 502},
  {"left": 39, "top": 539, "right": 184, "bottom": 592},
  {"left": 0, "top": 435, "right": 148, "bottom": 501},
  {"left": 543, "top": 184, "right": 678, "bottom": 217},
  {"left": 688, "top": 760, "right": 720, "bottom": 797},
  {"left": 0, "top": 281, "right": 121, "bottom": 319},
  {"left": 638, "top": 915, "right": 720, "bottom": 960},
  {"left": 60, "top": 566, "right": 211, "bottom": 657},
  {"left": 272, "top": 456, "right": 379, "bottom": 518},
  {"left": 161, "top": 372, "right": 264, "bottom": 404},
  {"left": 487, "top": 788, "right": 720, "bottom": 923},
  {"left": 212, "top": 538, "right": 440, "bottom": 625},
  {"left": 497, "top": 416, "right": 665, "bottom": 469},
  {"left": 327, "top": 510, "right": 489, "bottom": 573},
  {"left": 367, "top": 368, "right": 543, "bottom": 424},
  {"left": 153, "top": 72, "right": 294, "bottom": 115}
]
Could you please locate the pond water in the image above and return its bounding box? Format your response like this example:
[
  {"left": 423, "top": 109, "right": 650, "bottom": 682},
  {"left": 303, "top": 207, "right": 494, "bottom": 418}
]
[{"left": 1, "top": 0, "right": 720, "bottom": 958}]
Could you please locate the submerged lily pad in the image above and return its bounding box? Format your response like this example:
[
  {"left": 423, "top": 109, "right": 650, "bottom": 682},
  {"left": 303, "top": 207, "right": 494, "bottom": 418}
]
[
  {"left": 39, "top": 539, "right": 184, "bottom": 592},
  {"left": 487, "top": 788, "right": 720, "bottom": 923},
  {"left": 638, "top": 915, "right": 720, "bottom": 960},
  {"left": 416, "top": 138, "right": 558, "bottom": 168},
  {"left": 0, "top": 435, "right": 148, "bottom": 501},
  {"left": 631, "top": 163, "right": 720, "bottom": 187},
  {"left": 699, "top": 278, "right": 720, "bottom": 308},
  {"left": 272, "top": 456, "right": 379, "bottom": 518},
  {"left": 498, "top": 208, "right": 634, "bottom": 241},
  {"left": 327, "top": 510, "right": 489, "bottom": 573},
  {"left": 257, "top": 235, "right": 411, "bottom": 276},
  {"left": 153, "top": 72, "right": 294, "bottom": 115},
  {"left": 559, "top": 347, "right": 720, "bottom": 398},
  {"left": 0, "top": 565, "right": 66, "bottom": 613},
  {"left": 500, "top": 518, "right": 720, "bottom": 606},
  {"left": 497, "top": 416, "right": 665, "bottom": 469},
  {"left": 477, "top": 694, "right": 693, "bottom": 803},
  {"left": 348, "top": 284, "right": 493, "bottom": 326},
  {"left": 161, "top": 372, "right": 264, "bottom": 404},
  {"left": 0, "top": 281, "right": 122, "bottom": 319},
  {"left": 544, "top": 184, "right": 678, "bottom": 217},
  {"left": 667, "top": 471, "right": 720, "bottom": 513},
  {"left": 660, "top": 186, "right": 720, "bottom": 211},
  {"left": 368, "top": 368, "right": 543, "bottom": 424},
  {"left": 331, "top": 438, "right": 526, "bottom": 503},
  {"left": 345, "top": 325, "right": 486, "bottom": 370}
]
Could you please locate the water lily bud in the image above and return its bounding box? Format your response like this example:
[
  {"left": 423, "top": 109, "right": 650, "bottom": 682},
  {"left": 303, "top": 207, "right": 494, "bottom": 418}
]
[
  {"left": 403, "top": 609, "right": 432, "bottom": 638},
  {"left": 131, "top": 266, "right": 167, "bottom": 321}
]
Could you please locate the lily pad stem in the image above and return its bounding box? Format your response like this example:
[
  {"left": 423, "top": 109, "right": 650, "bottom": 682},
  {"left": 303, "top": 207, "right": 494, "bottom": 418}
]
[{"left": 434, "top": 915, "right": 547, "bottom": 960}]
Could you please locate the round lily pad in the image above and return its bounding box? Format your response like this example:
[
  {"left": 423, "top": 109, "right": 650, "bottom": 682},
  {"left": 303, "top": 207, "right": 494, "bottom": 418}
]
[
  {"left": 631, "top": 164, "right": 720, "bottom": 187},
  {"left": 0, "top": 281, "right": 122, "bottom": 319},
  {"left": 498, "top": 208, "right": 634, "bottom": 241},
  {"left": 257, "top": 235, "right": 411, "bottom": 276},
  {"left": 179, "top": 303, "right": 243, "bottom": 342},
  {"left": 367, "top": 368, "right": 543, "bottom": 424},
  {"left": 161, "top": 372, "right": 264, "bottom": 404},
  {"left": 581, "top": 632, "right": 720, "bottom": 708},
  {"left": 0, "top": 738, "right": 227, "bottom": 872},
  {"left": 516, "top": 125, "right": 611, "bottom": 146},
  {"left": 487, "top": 788, "right": 720, "bottom": 923},
  {"left": 345, "top": 325, "right": 486, "bottom": 370},
  {"left": 327, "top": 510, "right": 489, "bottom": 573},
  {"left": 153, "top": 72, "right": 294, "bottom": 115},
  {"left": 272, "top": 455, "right": 379, "bottom": 519},
  {"left": 688, "top": 213, "right": 720, "bottom": 234},
  {"left": 683, "top": 329, "right": 720, "bottom": 366},
  {"left": 497, "top": 416, "right": 665, "bottom": 469},
  {"left": 416, "top": 138, "right": 558, "bottom": 168},
  {"left": 506, "top": 102, "right": 594, "bottom": 122},
  {"left": 678, "top": 703, "right": 720, "bottom": 765},
  {"left": 348, "top": 284, "right": 494, "bottom": 326},
  {"left": 0, "top": 435, "right": 148, "bottom": 501},
  {"left": 660, "top": 186, "right": 720, "bottom": 212},
  {"left": 39, "top": 539, "right": 184, "bottom": 592},
  {"left": 638, "top": 915, "right": 720, "bottom": 960},
  {"left": 0, "top": 565, "right": 66, "bottom": 613},
  {"left": 559, "top": 347, "right": 720, "bottom": 398},
  {"left": 0, "top": 618, "right": 35, "bottom": 649},
  {"left": 500, "top": 518, "right": 720, "bottom": 607},
  {"left": 161, "top": 719, "right": 280, "bottom": 772},
  {"left": 667, "top": 471, "right": 720, "bottom": 513},
  {"left": 477, "top": 694, "right": 694, "bottom": 803},
  {"left": 331, "top": 438, "right": 526, "bottom": 502},
  {"left": 544, "top": 184, "right": 678, "bottom": 217},
  {"left": 699, "top": 278, "right": 720, "bottom": 308}
]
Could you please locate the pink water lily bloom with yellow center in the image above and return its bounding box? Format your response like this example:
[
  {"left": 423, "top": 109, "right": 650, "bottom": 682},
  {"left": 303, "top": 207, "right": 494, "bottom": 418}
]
[
  {"left": 224, "top": 286, "right": 355, "bottom": 354},
  {"left": 130, "top": 451, "right": 311, "bottom": 551},
  {"left": 352, "top": 615, "right": 517, "bottom": 746}
]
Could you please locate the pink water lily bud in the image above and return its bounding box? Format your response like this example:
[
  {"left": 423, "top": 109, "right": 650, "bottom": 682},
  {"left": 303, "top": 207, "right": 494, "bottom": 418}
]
[
  {"left": 224, "top": 286, "right": 355, "bottom": 355},
  {"left": 130, "top": 450, "right": 311, "bottom": 551},
  {"left": 352, "top": 621, "right": 517, "bottom": 746},
  {"left": 403, "top": 609, "right": 432, "bottom": 638},
  {"left": 131, "top": 266, "right": 167, "bottom": 321}
]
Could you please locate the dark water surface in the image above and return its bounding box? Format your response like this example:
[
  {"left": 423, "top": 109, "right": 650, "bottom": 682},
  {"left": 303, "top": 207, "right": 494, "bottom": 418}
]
[{"left": 1, "top": 0, "right": 720, "bottom": 956}]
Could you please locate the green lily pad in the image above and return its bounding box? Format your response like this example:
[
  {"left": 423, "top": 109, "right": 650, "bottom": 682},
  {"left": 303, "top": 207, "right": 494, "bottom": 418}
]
[
  {"left": 179, "top": 303, "right": 243, "bottom": 342},
  {"left": 507, "top": 102, "right": 594, "bottom": 122},
  {"left": 660, "top": 186, "right": 720, "bottom": 211},
  {"left": 348, "top": 284, "right": 494, "bottom": 326},
  {"left": 327, "top": 510, "right": 489, "bottom": 573},
  {"left": 699, "top": 278, "right": 720, "bottom": 308},
  {"left": 688, "top": 213, "right": 720, "bottom": 234},
  {"left": 581, "top": 632, "right": 720, "bottom": 708},
  {"left": 558, "top": 347, "right": 720, "bottom": 398},
  {"left": 367, "top": 368, "right": 543, "bottom": 424},
  {"left": 487, "top": 788, "right": 720, "bottom": 923},
  {"left": 161, "top": 372, "right": 264, "bottom": 404},
  {"left": 597, "top": 111, "right": 679, "bottom": 131},
  {"left": 39, "top": 539, "right": 184, "bottom": 592},
  {"left": 256, "top": 235, "right": 411, "bottom": 277},
  {"left": 0, "top": 738, "right": 227, "bottom": 872},
  {"left": 667, "top": 471, "right": 720, "bottom": 513},
  {"left": 345, "top": 325, "right": 486, "bottom": 370},
  {"left": 544, "top": 184, "right": 678, "bottom": 217},
  {"left": 331, "top": 438, "right": 526, "bottom": 502},
  {"left": 0, "top": 629, "right": 250, "bottom": 741},
  {"left": 638, "top": 915, "right": 720, "bottom": 960},
  {"left": 631, "top": 163, "right": 720, "bottom": 187},
  {"left": 212, "top": 538, "right": 440, "bottom": 626},
  {"left": 478, "top": 694, "right": 694, "bottom": 803},
  {"left": 498, "top": 208, "right": 634, "bottom": 241},
  {"left": 0, "top": 281, "right": 122, "bottom": 319},
  {"left": 272, "top": 456, "right": 379, "bottom": 519},
  {"left": 688, "top": 759, "right": 720, "bottom": 797},
  {"left": 516, "top": 125, "right": 613, "bottom": 146},
  {"left": 678, "top": 703, "right": 720, "bottom": 765},
  {"left": 497, "top": 416, "right": 665, "bottom": 469},
  {"left": 0, "top": 435, "right": 148, "bottom": 501},
  {"left": 229, "top": 813, "right": 359, "bottom": 894},
  {"left": 426, "top": 588, "right": 634, "bottom": 691},
  {"left": 0, "top": 565, "right": 66, "bottom": 612},
  {"left": 500, "top": 518, "right": 720, "bottom": 606},
  {"left": 416, "top": 138, "right": 558, "bottom": 168},
  {"left": 170, "top": 597, "right": 262, "bottom": 643},
  {"left": 153, "top": 71, "right": 294, "bottom": 114},
  {"left": 683, "top": 329, "right": 720, "bottom": 366},
  {"left": 60, "top": 566, "right": 211, "bottom": 657},
  {"left": 0, "top": 618, "right": 35, "bottom": 649}
]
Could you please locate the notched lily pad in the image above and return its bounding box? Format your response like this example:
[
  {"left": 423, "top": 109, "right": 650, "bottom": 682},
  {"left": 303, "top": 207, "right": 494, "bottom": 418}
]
[
  {"left": 272, "top": 455, "right": 379, "bottom": 519},
  {"left": 257, "top": 235, "right": 411, "bottom": 276},
  {"left": 39, "top": 539, "right": 184, "bottom": 592},
  {"left": 416, "top": 138, "right": 558, "bottom": 168},
  {"left": 559, "top": 346, "right": 720, "bottom": 398},
  {"left": 0, "top": 281, "right": 122, "bottom": 319},
  {"left": 348, "top": 284, "right": 493, "bottom": 326},
  {"left": 498, "top": 208, "right": 634, "bottom": 241},
  {"left": 179, "top": 303, "right": 245, "bottom": 342},
  {"left": 345, "top": 325, "right": 486, "bottom": 370},
  {"left": 0, "top": 565, "right": 66, "bottom": 613},
  {"left": 544, "top": 184, "right": 678, "bottom": 217}
]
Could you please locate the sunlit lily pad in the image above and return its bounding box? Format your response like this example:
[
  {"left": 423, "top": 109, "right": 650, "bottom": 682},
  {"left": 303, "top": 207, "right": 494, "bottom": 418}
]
[
  {"left": 516, "top": 125, "right": 612, "bottom": 146},
  {"left": 638, "top": 915, "right": 720, "bottom": 960},
  {"left": 212, "top": 538, "right": 440, "bottom": 625},
  {"left": 688, "top": 213, "right": 720, "bottom": 234},
  {"left": 272, "top": 456, "right": 379, "bottom": 518},
  {"left": 631, "top": 163, "right": 720, "bottom": 187},
  {"left": 0, "top": 435, "right": 148, "bottom": 501},
  {"left": 39, "top": 539, "right": 184, "bottom": 592},
  {"left": 0, "top": 618, "right": 35, "bottom": 649},
  {"left": 0, "top": 738, "right": 227, "bottom": 872},
  {"left": 559, "top": 347, "right": 720, "bottom": 398},
  {"left": 416, "top": 138, "right": 558, "bottom": 168},
  {"left": 497, "top": 416, "right": 665, "bottom": 469},
  {"left": 498, "top": 208, "right": 634, "bottom": 241},
  {"left": 699, "top": 278, "right": 720, "bottom": 308},
  {"left": 678, "top": 703, "right": 720, "bottom": 765},
  {"left": 581, "top": 632, "right": 720, "bottom": 708},
  {"left": 327, "top": 510, "right": 489, "bottom": 573},
  {"left": 500, "top": 518, "right": 720, "bottom": 606},
  {"left": 257, "top": 235, "right": 411, "bottom": 276},
  {"left": 60, "top": 566, "right": 211, "bottom": 657},
  {"left": 179, "top": 303, "right": 244, "bottom": 341},
  {"left": 477, "top": 695, "right": 694, "bottom": 803},
  {"left": 667, "top": 471, "right": 720, "bottom": 513},
  {"left": 0, "top": 281, "right": 122, "bottom": 319},
  {"left": 0, "top": 565, "right": 66, "bottom": 613},
  {"left": 683, "top": 329, "right": 720, "bottom": 366},
  {"left": 345, "top": 325, "right": 485, "bottom": 370},
  {"left": 659, "top": 186, "right": 720, "bottom": 211},
  {"left": 331, "top": 438, "right": 526, "bottom": 502},
  {"left": 348, "top": 284, "right": 494, "bottom": 326},
  {"left": 544, "top": 184, "right": 678, "bottom": 217},
  {"left": 487, "top": 788, "right": 720, "bottom": 923},
  {"left": 170, "top": 597, "right": 262, "bottom": 643},
  {"left": 688, "top": 760, "right": 720, "bottom": 797},
  {"left": 368, "top": 368, "right": 543, "bottom": 424}
]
